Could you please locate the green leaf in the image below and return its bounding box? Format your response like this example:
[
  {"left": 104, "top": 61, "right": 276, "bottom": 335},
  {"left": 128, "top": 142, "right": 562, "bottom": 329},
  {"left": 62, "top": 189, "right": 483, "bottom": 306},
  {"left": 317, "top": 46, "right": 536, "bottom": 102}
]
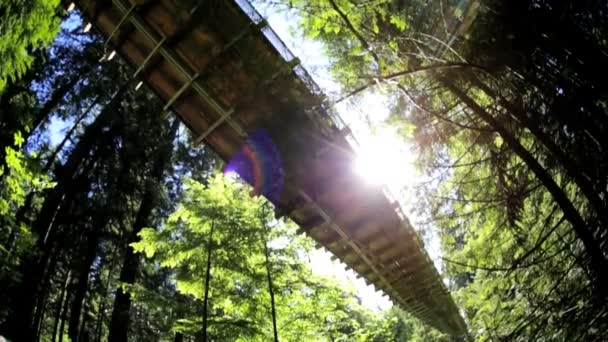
[
  {"left": 13, "top": 131, "right": 24, "bottom": 148},
  {"left": 389, "top": 15, "right": 408, "bottom": 31}
]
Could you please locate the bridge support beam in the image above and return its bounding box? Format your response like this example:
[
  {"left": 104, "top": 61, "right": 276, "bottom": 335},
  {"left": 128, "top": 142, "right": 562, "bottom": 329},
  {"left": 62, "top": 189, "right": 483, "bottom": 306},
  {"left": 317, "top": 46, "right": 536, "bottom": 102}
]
[
  {"left": 295, "top": 188, "right": 410, "bottom": 309},
  {"left": 110, "top": 0, "right": 247, "bottom": 137}
]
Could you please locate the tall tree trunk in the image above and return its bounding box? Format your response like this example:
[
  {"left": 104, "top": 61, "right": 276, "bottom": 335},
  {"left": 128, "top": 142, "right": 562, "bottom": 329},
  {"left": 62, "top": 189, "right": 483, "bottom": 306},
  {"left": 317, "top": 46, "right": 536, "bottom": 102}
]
[
  {"left": 471, "top": 76, "right": 608, "bottom": 226},
  {"left": 58, "top": 281, "right": 72, "bottom": 342},
  {"left": 106, "top": 214, "right": 145, "bottom": 342},
  {"left": 202, "top": 222, "right": 215, "bottom": 342},
  {"left": 53, "top": 270, "right": 72, "bottom": 342},
  {"left": 33, "top": 101, "right": 118, "bottom": 245},
  {"left": 108, "top": 119, "right": 179, "bottom": 342},
  {"left": 0, "top": 64, "right": 87, "bottom": 179},
  {"left": 4, "top": 93, "right": 103, "bottom": 251},
  {"left": 78, "top": 306, "right": 90, "bottom": 342},
  {"left": 32, "top": 232, "right": 64, "bottom": 341},
  {"left": 68, "top": 231, "right": 101, "bottom": 342},
  {"left": 174, "top": 332, "right": 184, "bottom": 342},
  {"left": 34, "top": 286, "right": 50, "bottom": 342},
  {"left": 1, "top": 100, "right": 121, "bottom": 340},
  {"left": 442, "top": 78, "right": 608, "bottom": 300},
  {"left": 262, "top": 222, "right": 279, "bottom": 342},
  {"left": 24, "top": 72, "right": 83, "bottom": 143},
  {"left": 95, "top": 256, "right": 116, "bottom": 342}
]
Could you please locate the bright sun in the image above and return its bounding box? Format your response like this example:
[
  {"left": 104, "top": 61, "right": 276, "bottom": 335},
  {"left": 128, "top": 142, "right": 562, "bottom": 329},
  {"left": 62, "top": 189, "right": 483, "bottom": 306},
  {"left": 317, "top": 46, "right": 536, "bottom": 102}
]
[{"left": 353, "top": 126, "right": 416, "bottom": 193}]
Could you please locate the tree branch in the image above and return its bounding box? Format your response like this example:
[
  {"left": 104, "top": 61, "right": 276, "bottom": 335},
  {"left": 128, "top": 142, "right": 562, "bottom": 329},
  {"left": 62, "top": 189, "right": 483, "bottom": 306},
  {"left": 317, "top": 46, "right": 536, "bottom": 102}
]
[
  {"left": 336, "top": 63, "right": 489, "bottom": 103},
  {"left": 397, "top": 83, "right": 494, "bottom": 132},
  {"left": 326, "top": 0, "right": 381, "bottom": 67}
]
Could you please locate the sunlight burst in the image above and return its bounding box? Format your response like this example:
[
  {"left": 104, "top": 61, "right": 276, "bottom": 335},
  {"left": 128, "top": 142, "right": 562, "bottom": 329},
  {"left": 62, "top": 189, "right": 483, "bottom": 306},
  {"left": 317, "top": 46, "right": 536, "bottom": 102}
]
[{"left": 353, "top": 127, "right": 416, "bottom": 193}]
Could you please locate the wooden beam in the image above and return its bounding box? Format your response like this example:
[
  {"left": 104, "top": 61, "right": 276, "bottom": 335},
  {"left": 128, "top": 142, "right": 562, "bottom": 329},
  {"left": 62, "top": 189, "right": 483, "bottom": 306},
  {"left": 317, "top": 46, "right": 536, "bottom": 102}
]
[
  {"left": 296, "top": 214, "right": 326, "bottom": 234},
  {"left": 297, "top": 188, "right": 414, "bottom": 310},
  {"left": 110, "top": 0, "right": 247, "bottom": 137}
]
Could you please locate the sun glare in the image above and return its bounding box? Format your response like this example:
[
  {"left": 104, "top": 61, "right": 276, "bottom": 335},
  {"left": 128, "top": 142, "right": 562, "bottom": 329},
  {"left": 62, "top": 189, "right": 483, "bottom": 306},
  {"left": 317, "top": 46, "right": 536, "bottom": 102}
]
[{"left": 353, "top": 127, "right": 416, "bottom": 193}]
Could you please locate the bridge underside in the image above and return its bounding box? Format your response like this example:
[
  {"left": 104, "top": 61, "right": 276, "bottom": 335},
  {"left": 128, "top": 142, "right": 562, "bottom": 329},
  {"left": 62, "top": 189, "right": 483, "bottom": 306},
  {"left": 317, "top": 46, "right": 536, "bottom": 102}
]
[{"left": 74, "top": 0, "right": 467, "bottom": 335}]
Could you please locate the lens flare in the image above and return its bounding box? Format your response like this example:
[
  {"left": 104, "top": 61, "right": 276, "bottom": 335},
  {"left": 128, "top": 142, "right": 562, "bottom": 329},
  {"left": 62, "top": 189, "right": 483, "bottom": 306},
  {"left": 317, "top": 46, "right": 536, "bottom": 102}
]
[{"left": 224, "top": 129, "right": 284, "bottom": 203}]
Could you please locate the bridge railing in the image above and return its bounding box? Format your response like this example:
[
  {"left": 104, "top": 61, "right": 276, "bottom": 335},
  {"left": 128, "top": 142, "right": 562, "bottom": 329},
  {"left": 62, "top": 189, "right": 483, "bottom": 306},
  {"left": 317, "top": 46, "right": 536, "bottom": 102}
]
[{"left": 234, "top": 0, "right": 349, "bottom": 132}]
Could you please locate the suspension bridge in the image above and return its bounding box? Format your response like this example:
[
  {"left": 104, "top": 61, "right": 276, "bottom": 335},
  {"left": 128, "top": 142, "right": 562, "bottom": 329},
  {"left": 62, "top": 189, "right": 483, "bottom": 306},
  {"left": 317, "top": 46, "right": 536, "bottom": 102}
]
[{"left": 73, "top": 0, "right": 467, "bottom": 335}]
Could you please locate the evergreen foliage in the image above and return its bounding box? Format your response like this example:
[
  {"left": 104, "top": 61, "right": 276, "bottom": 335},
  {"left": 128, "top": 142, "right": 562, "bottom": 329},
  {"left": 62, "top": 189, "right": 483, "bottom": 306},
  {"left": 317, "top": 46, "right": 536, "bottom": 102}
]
[{"left": 0, "top": 0, "right": 60, "bottom": 91}]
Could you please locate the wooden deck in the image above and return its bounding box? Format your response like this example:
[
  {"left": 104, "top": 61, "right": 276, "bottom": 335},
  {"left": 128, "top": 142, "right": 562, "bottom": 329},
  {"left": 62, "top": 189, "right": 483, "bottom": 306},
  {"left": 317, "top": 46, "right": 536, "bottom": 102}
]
[{"left": 73, "top": 0, "right": 467, "bottom": 335}]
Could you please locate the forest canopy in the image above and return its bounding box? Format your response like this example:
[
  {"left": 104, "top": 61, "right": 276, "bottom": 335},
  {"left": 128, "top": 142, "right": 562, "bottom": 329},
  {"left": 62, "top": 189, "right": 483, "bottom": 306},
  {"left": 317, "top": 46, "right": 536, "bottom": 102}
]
[{"left": 1, "top": 0, "right": 607, "bottom": 341}]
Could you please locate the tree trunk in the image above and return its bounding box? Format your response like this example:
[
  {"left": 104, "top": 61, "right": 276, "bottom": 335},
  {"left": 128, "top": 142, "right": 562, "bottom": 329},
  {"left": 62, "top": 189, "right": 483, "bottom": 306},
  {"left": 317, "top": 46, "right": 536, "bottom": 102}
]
[
  {"left": 34, "top": 102, "right": 117, "bottom": 244},
  {"left": 108, "top": 119, "right": 179, "bottom": 342},
  {"left": 0, "top": 64, "right": 87, "bottom": 179},
  {"left": 202, "top": 221, "right": 215, "bottom": 342},
  {"left": 1, "top": 97, "right": 122, "bottom": 340},
  {"left": 58, "top": 281, "right": 72, "bottom": 342},
  {"left": 34, "top": 286, "right": 50, "bottom": 342},
  {"left": 174, "top": 332, "right": 184, "bottom": 342},
  {"left": 78, "top": 305, "right": 90, "bottom": 342},
  {"left": 443, "top": 78, "right": 608, "bottom": 300},
  {"left": 32, "top": 233, "right": 63, "bottom": 341},
  {"left": 3, "top": 93, "right": 103, "bottom": 251},
  {"left": 68, "top": 231, "right": 101, "bottom": 342},
  {"left": 471, "top": 76, "right": 608, "bottom": 227},
  {"left": 262, "top": 223, "right": 279, "bottom": 342},
  {"left": 52, "top": 270, "right": 71, "bottom": 342},
  {"left": 95, "top": 257, "right": 116, "bottom": 342},
  {"left": 106, "top": 209, "right": 147, "bottom": 342},
  {"left": 24, "top": 72, "right": 83, "bottom": 143}
]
